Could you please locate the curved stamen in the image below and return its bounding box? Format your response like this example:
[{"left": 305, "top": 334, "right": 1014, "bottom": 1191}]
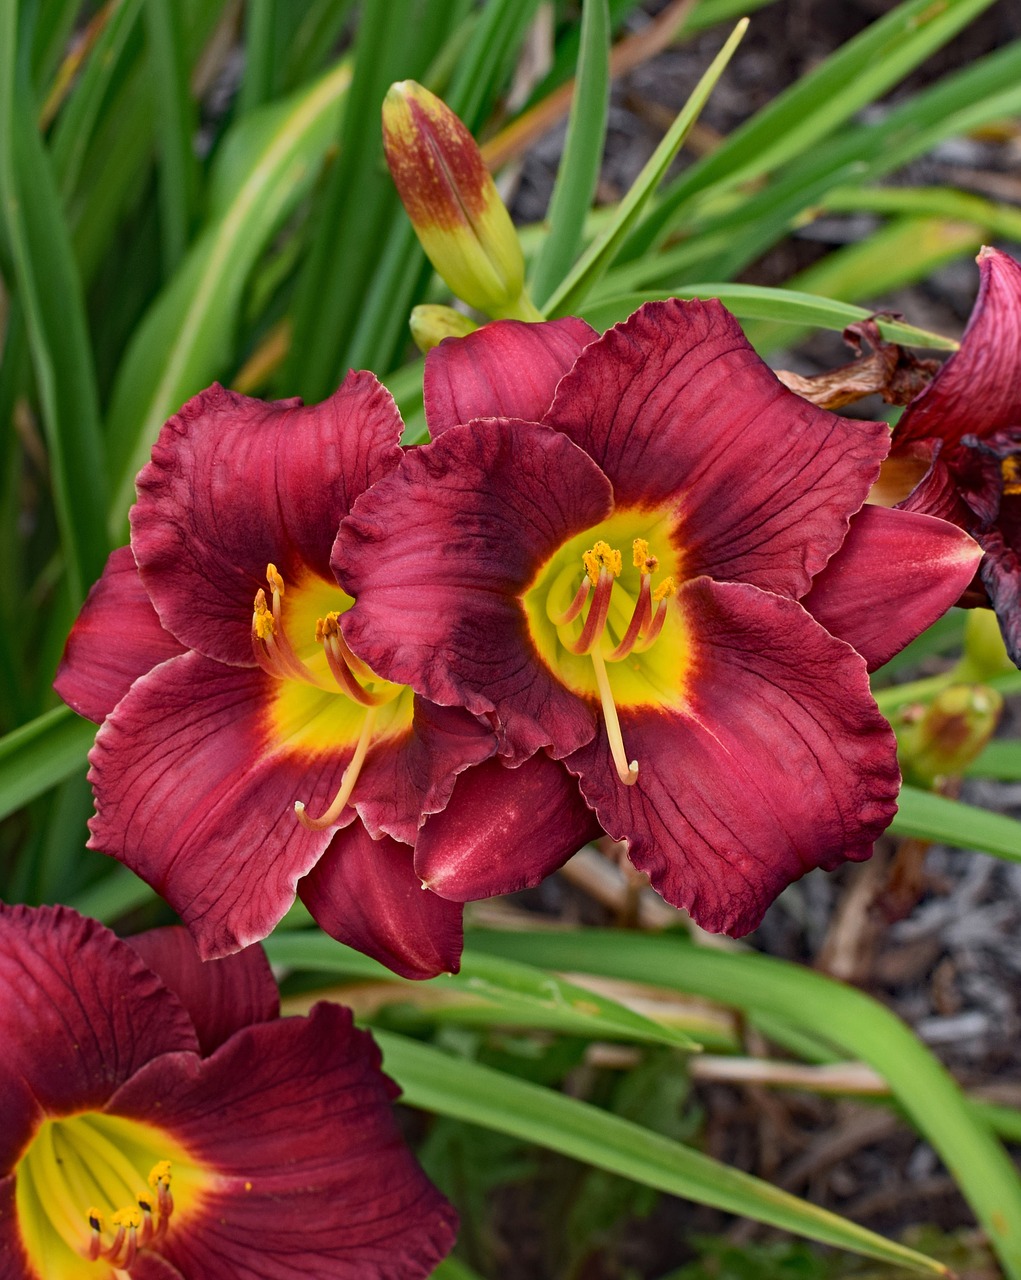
[
  {"left": 567, "top": 569, "right": 614, "bottom": 655},
  {"left": 552, "top": 575, "right": 591, "bottom": 626},
  {"left": 87, "top": 1210, "right": 103, "bottom": 1261},
  {"left": 318, "top": 615, "right": 389, "bottom": 707},
  {"left": 590, "top": 648, "right": 638, "bottom": 785},
  {"left": 608, "top": 574, "right": 651, "bottom": 661},
  {"left": 294, "top": 706, "right": 379, "bottom": 831},
  {"left": 251, "top": 574, "right": 330, "bottom": 688},
  {"left": 333, "top": 624, "right": 377, "bottom": 683},
  {"left": 633, "top": 577, "right": 676, "bottom": 652}
]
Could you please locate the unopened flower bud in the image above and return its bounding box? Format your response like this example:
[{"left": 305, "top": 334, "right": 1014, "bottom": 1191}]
[
  {"left": 382, "top": 81, "right": 539, "bottom": 320},
  {"left": 896, "top": 684, "right": 1003, "bottom": 788},
  {"left": 409, "top": 304, "right": 478, "bottom": 354},
  {"left": 959, "top": 606, "right": 1013, "bottom": 680}
]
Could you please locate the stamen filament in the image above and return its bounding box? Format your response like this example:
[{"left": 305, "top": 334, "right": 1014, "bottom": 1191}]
[
  {"left": 252, "top": 590, "right": 330, "bottom": 688},
  {"left": 294, "top": 706, "right": 379, "bottom": 830},
  {"left": 322, "top": 635, "right": 388, "bottom": 706},
  {"left": 552, "top": 575, "right": 591, "bottom": 626},
  {"left": 608, "top": 575, "right": 651, "bottom": 661},
  {"left": 568, "top": 570, "right": 613, "bottom": 655},
  {"left": 633, "top": 577, "right": 676, "bottom": 652},
  {"left": 333, "top": 625, "right": 377, "bottom": 682},
  {"left": 590, "top": 648, "right": 638, "bottom": 785}
]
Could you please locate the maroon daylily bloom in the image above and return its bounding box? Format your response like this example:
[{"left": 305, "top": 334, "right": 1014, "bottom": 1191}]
[
  {"left": 0, "top": 904, "right": 456, "bottom": 1279},
  {"left": 56, "top": 378, "right": 598, "bottom": 977},
  {"left": 335, "top": 301, "right": 981, "bottom": 934},
  {"left": 872, "top": 246, "right": 1021, "bottom": 663}
]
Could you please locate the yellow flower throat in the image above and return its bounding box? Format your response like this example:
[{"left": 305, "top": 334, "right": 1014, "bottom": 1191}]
[
  {"left": 15, "top": 1113, "right": 206, "bottom": 1280},
  {"left": 251, "top": 564, "right": 410, "bottom": 830},
  {"left": 522, "top": 509, "right": 690, "bottom": 786}
]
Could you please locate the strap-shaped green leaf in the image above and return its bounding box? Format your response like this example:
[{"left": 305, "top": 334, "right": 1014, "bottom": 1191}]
[
  {"left": 530, "top": 0, "right": 610, "bottom": 308},
  {"left": 468, "top": 928, "right": 1021, "bottom": 1279},
  {"left": 891, "top": 786, "right": 1021, "bottom": 864},
  {"left": 267, "top": 932, "right": 700, "bottom": 1050},
  {"left": 628, "top": 0, "right": 1000, "bottom": 257},
  {"left": 544, "top": 18, "right": 747, "bottom": 318},
  {"left": 0, "top": 706, "right": 94, "bottom": 822},
  {"left": 376, "top": 1029, "right": 949, "bottom": 1274},
  {"left": 0, "top": 6, "right": 109, "bottom": 603},
  {"left": 577, "top": 283, "right": 958, "bottom": 348}
]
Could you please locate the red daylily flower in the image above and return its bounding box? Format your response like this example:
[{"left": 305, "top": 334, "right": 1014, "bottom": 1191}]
[
  {"left": 335, "top": 301, "right": 981, "bottom": 933},
  {"left": 872, "top": 246, "right": 1021, "bottom": 663},
  {"left": 0, "top": 904, "right": 456, "bottom": 1279},
  {"left": 56, "top": 378, "right": 597, "bottom": 978}
]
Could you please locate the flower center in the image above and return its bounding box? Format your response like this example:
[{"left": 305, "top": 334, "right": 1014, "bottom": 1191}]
[
  {"left": 14, "top": 1113, "right": 207, "bottom": 1280},
  {"left": 521, "top": 509, "right": 690, "bottom": 786},
  {"left": 251, "top": 564, "right": 410, "bottom": 830}
]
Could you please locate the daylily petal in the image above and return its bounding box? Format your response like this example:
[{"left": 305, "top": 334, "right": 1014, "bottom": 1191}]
[
  {"left": 108, "top": 1003, "right": 458, "bottom": 1279},
  {"left": 545, "top": 298, "right": 890, "bottom": 596},
  {"left": 568, "top": 578, "right": 899, "bottom": 936},
  {"left": 125, "top": 927, "right": 280, "bottom": 1057},
  {"left": 87, "top": 652, "right": 354, "bottom": 958},
  {"left": 894, "top": 246, "right": 1021, "bottom": 450},
  {"left": 53, "top": 545, "right": 185, "bottom": 724},
  {"left": 976, "top": 499, "right": 1021, "bottom": 664},
  {"left": 0, "top": 904, "right": 196, "bottom": 1170},
  {"left": 338, "top": 418, "right": 613, "bottom": 761},
  {"left": 423, "top": 316, "right": 596, "bottom": 436},
  {"left": 415, "top": 753, "right": 601, "bottom": 901},
  {"left": 351, "top": 698, "right": 495, "bottom": 845},
  {"left": 131, "top": 372, "right": 404, "bottom": 666},
  {"left": 300, "top": 823, "right": 464, "bottom": 980},
  {"left": 800, "top": 504, "right": 982, "bottom": 671}
]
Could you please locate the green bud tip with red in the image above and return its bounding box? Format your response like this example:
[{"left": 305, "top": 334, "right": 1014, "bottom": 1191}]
[{"left": 382, "top": 80, "right": 540, "bottom": 321}]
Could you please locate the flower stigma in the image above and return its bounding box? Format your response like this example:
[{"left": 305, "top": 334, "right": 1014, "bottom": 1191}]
[
  {"left": 249, "top": 564, "right": 407, "bottom": 831},
  {"left": 523, "top": 513, "right": 687, "bottom": 788},
  {"left": 15, "top": 1114, "right": 206, "bottom": 1280}
]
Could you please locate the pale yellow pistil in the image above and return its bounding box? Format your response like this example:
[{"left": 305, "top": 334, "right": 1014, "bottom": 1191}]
[
  {"left": 294, "top": 702, "right": 379, "bottom": 831},
  {"left": 555, "top": 539, "right": 676, "bottom": 787}
]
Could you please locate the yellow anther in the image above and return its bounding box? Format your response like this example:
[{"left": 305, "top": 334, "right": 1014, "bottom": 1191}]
[
  {"left": 137, "top": 1196, "right": 152, "bottom": 1213},
  {"left": 652, "top": 576, "right": 676, "bottom": 603},
  {"left": 88, "top": 1208, "right": 104, "bottom": 1230},
  {"left": 582, "top": 540, "right": 622, "bottom": 583},
  {"left": 111, "top": 1207, "right": 143, "bottom": 1230},
  {"left": 632, "top": 538, "right": 659, "bottom": 574},
  {"left": 252, "top": 589, "right": 275, "bottom": 639},
  {"left": 1002, "top": 457, "right": 1021, "bottom": 496},
  {"left": 318, "top": 611, "right": 341, "bottom": 640},
  {"left": 266, "top": 563, "right": 285, "bottom": 596},
  {"left": 148, "top": 1161, "right": 173, "bottom": 1189}
]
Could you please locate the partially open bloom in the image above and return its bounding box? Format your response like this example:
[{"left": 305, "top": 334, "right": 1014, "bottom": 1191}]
[
  {"left": 872, "top": 247, "right": 1021, "bottom": 663},
  {"left": 336, "top": 302, "right": 981, "bottom": 933},
  {"left": 1, "top": 904, "right": 456, "bottom": 1278},
  {"left": 382, "top": 80, "right": 538, "bottom": 320},
  {"left": 56, "top": 377, "right": 598, "bottom": 978}
]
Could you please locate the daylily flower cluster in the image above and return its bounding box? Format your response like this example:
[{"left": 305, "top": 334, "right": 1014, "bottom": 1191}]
[
  {"left": 1, "top": 903, "right": 455, "bottom": 1279},
  {"left": 57, "top": 296, "right": 982, "bottom": 966},
  {"left": 56, "top": 375, "right": 596, "bottom": 980}
]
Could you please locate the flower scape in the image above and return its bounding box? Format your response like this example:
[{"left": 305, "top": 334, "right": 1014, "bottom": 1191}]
[
  {"left": 0, "top": 903, "right": 456, "bottom": 1279},
  {"left": 57, "top": 295, "right": 981, "bottom": 970}
]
